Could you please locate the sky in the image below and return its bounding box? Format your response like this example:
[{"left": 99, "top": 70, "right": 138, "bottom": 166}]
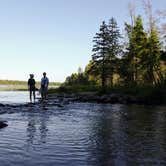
[{"left": 0, "top": 0, "right": 165, "bottom": 82}]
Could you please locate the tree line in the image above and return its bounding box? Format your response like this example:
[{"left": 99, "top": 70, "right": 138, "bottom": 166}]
[{"left": 64, "top": 3, "right": 166, "bottom": 90}]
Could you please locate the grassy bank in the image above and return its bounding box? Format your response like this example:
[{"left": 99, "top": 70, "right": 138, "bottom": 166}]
[
  {"left": 48, "top": 84, "right": 166, "bottom": 104},
  {"left": 0, "top": 80, "right": 61, "bottom": 91},
  {"left": 48, "top": 85, "right": 100, "bottom": 93}
]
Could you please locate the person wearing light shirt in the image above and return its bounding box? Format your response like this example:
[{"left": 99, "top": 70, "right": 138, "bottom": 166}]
[{"left": 41, "top": 72, "right": 49, "bottom": 100}]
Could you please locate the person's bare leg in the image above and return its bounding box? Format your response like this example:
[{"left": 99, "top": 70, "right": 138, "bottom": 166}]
[
  {"left": 41, "top": 89, "right": 44, "bottom": 100},
  {"left": 33, "top": 90, "right": 35, "bottom": 102},
  {"left": 30, "top": 91, "right": 32, "bottom": 102},
  {"left": 44, "top": 88, "right": 47, "bottom": 99}
]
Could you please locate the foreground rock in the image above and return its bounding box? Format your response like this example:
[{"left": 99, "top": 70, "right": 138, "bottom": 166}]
[{"left": 0, "top": 121, "right": 8, "bottom": 128}]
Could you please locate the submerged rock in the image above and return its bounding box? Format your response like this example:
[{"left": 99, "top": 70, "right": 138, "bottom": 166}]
[
  {"left": 0, "top": 121, "right": 8, "bottom": 128},
  {"left": 0, "top": 103, "right": 5, "bottom": 107}
]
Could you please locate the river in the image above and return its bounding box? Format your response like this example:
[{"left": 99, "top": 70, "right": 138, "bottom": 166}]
[
  {"left": 0, "top": 91, "right": 31, "bottom": 104},
  {"left": 0, "top": 91, "right": 166, "bottom": 165}
]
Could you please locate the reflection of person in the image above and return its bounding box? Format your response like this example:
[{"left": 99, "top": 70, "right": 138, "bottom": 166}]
[
  {"left": 28, "top": 74, "right": 36, "bottom": 102},
  {"left": 26, "top": 107, "right": 49, "bottom": 148},
  {"left": 40, "top": 72, "right": 49, "bottom": 100}
]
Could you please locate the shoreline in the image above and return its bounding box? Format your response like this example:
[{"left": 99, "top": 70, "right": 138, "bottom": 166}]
[
  {"left": 0, "top": 91, "right": 165, "bottom": 129},
  {"left": 49, "top": 92, "right": 166, "bottom": 105},
  {"left": 0, "top": 90, "right": 165, "bottom": 109},
  {"left": 48, "top": 84, "right": 166, "bottom": 105}
]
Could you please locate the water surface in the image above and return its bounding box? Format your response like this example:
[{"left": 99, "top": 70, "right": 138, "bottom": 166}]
[
  {"left": 0, "top": 92, "right": 166, "bottom": 165},
  {"left": 0, "top": 91, "right": 38, "bottom": 104}
]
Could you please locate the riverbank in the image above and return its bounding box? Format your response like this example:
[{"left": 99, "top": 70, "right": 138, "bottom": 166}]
[
  {"left": 47, "top": 92, "right": 164, "bottom": 105},
  {"left": 48, "top": 84, "right": 166, "bottom": 105}
]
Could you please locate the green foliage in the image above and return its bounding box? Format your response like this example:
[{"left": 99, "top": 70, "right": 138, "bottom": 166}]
[
  {"left": 107, "top": 17, "right": 122, "bottom": 86},
  {"left": 124, "top": 15, "right": 148, "bottom": 84},
  {"left": 64, "top": 67, "right": 91, "bottom": 86},
  {"left": 0, "top": 79, "right": 61, "bottom": 91},
  {"left": 0, "top": 80, "right": 61, "bottom": 86},
  {"left": 146, "top": 26, "right": 162, "bottom": 83},
  {"left": 53, "top": 83, "right": 166, "bottom": 104},
  {"left": 60, "top": 14, "right": 166, "bottom": 104},
  {"left": 0, "top": 80, "right": 27, "bottom": 85},
  {"left": 92, "top": 21, "right": 110, "bottom": 88},
  {"left": 119, "top": 15, "right": 164, "bottom": 85},
  {"left": 91, "top": 19, "right": 122, "bottom": 88},
  {"left": 50, "top": 85, "right": 100, "bottom": 93}
]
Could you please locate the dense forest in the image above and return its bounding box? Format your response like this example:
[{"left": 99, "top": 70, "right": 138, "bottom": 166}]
[{"left": 62, "top": 1, "right": 166, "bottom": 96}]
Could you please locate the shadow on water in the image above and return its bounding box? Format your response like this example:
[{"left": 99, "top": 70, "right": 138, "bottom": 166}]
[{"left": 87, "top": 104, "right": 166, "bottom": 165}]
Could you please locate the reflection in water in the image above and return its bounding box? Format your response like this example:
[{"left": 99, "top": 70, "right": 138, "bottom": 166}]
[
  {"left": 26, "top": 106, "right": 49, "bottom": 151},
  {"left": 153, "top": 106, "right": 166, "bottom": 164},
  {"left": 26, "top": 114, "right": 36, "bottom": 148},
  {"left": 124, "top": 105, "right": 166, "bottom": 165},
  {"left": 87, "top": 104, "right": 166, "bottom": 165},
  {"left": 88, "top": 104, "right": 127, "bottom": 166},
  {"left": 0, "top": 102, "right": 166, "bottom": 166}
]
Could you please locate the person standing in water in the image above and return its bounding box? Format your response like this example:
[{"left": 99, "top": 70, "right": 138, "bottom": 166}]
[
  {"left": 40, "top": 72, "right": 49, "bottom": 100},
  {"left": 28, "top": 74, "right": 36, "bottom": 102}
]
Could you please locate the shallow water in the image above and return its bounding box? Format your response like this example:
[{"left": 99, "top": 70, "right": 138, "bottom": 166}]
[
  {"left": 0, "top": 92, "right": 166, "bottom": 165},
  {"left": 0, "top": 91, "right": 30, "bottom": 104}
]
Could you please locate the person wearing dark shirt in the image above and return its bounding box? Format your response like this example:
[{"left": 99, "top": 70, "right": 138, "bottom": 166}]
[{"left": 28, "top": 74, "right": 36, "bottom": 102}]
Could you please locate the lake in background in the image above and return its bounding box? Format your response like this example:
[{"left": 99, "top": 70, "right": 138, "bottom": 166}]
[{"left": 0, "top": 91, "right": 166, "bottom": 166}]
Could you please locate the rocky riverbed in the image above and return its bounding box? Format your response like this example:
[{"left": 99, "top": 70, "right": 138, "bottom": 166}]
[
  {"left": 49, "top": 92, "right": 164, "bottom": 105},
  {"left": 0, "top": 91, "right": 164, "bottom": 129}
]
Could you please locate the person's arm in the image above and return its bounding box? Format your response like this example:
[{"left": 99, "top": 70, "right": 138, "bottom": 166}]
[
  {"left": 41, "top": 78, "right": 44, "bottom": 86},
  {"left": 47, "top": 78, "right": 49, "bottom": 85},
  {"left": 44, "top": 78, "right": 49, "bottom": 88}
]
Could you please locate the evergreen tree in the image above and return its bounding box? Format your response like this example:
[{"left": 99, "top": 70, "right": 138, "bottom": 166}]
[
  {"left": 119, "top": 23, "right": 134, "bottom": 84},
  {"left": 126, "top": 15, "right": 148, "bottom": 84},
  {"left": 134, "top": 15, "right": 148, "bottom": 83},
  {"left": 92, "top": 21, "right": 110, "bottom": 88},
  {"left": 107, "top": 17, "right": 122, "bottom": 86},
  {"left": 85, "top": 60, "right": 100, "bottom": 84},
  {"left": 145, "top": 27, "right": 162, "bottom": 83}
]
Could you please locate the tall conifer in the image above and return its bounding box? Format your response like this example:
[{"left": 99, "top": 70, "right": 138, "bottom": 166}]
[{"left": 92, "top": 21, "right": 110, "bottom": 88}]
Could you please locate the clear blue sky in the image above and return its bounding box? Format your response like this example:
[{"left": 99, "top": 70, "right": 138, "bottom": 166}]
[{"left": 0, "top": 0, "right": 165, "bottom": 82}]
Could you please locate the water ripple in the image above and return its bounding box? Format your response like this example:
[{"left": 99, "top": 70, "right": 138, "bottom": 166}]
[{"left": 0, "top": 99, "right": 166, "bottom": 165}]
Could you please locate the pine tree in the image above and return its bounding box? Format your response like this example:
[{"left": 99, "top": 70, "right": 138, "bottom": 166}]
[
  {"left": 141, "top": 0, "right": 163, "bottom": 83},
  {"left": 92, "top": 21, "right": 110, "bottom": 88},
  {"left": 145, "top": 27, "right": 162, "bottom": 83},
  {"left": 126, "top": 15, "right": 148, "bottom": 84},
  {"left": 134, "top": 15, "right": 148, "bottom": 83},
  {"left": 107, "top": 17, "right": 122, "bottom": 86}
]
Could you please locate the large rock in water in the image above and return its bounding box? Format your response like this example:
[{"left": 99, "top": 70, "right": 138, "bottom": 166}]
[{"left": 0, "top": 121, "right": 8, "bottom": 128}]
